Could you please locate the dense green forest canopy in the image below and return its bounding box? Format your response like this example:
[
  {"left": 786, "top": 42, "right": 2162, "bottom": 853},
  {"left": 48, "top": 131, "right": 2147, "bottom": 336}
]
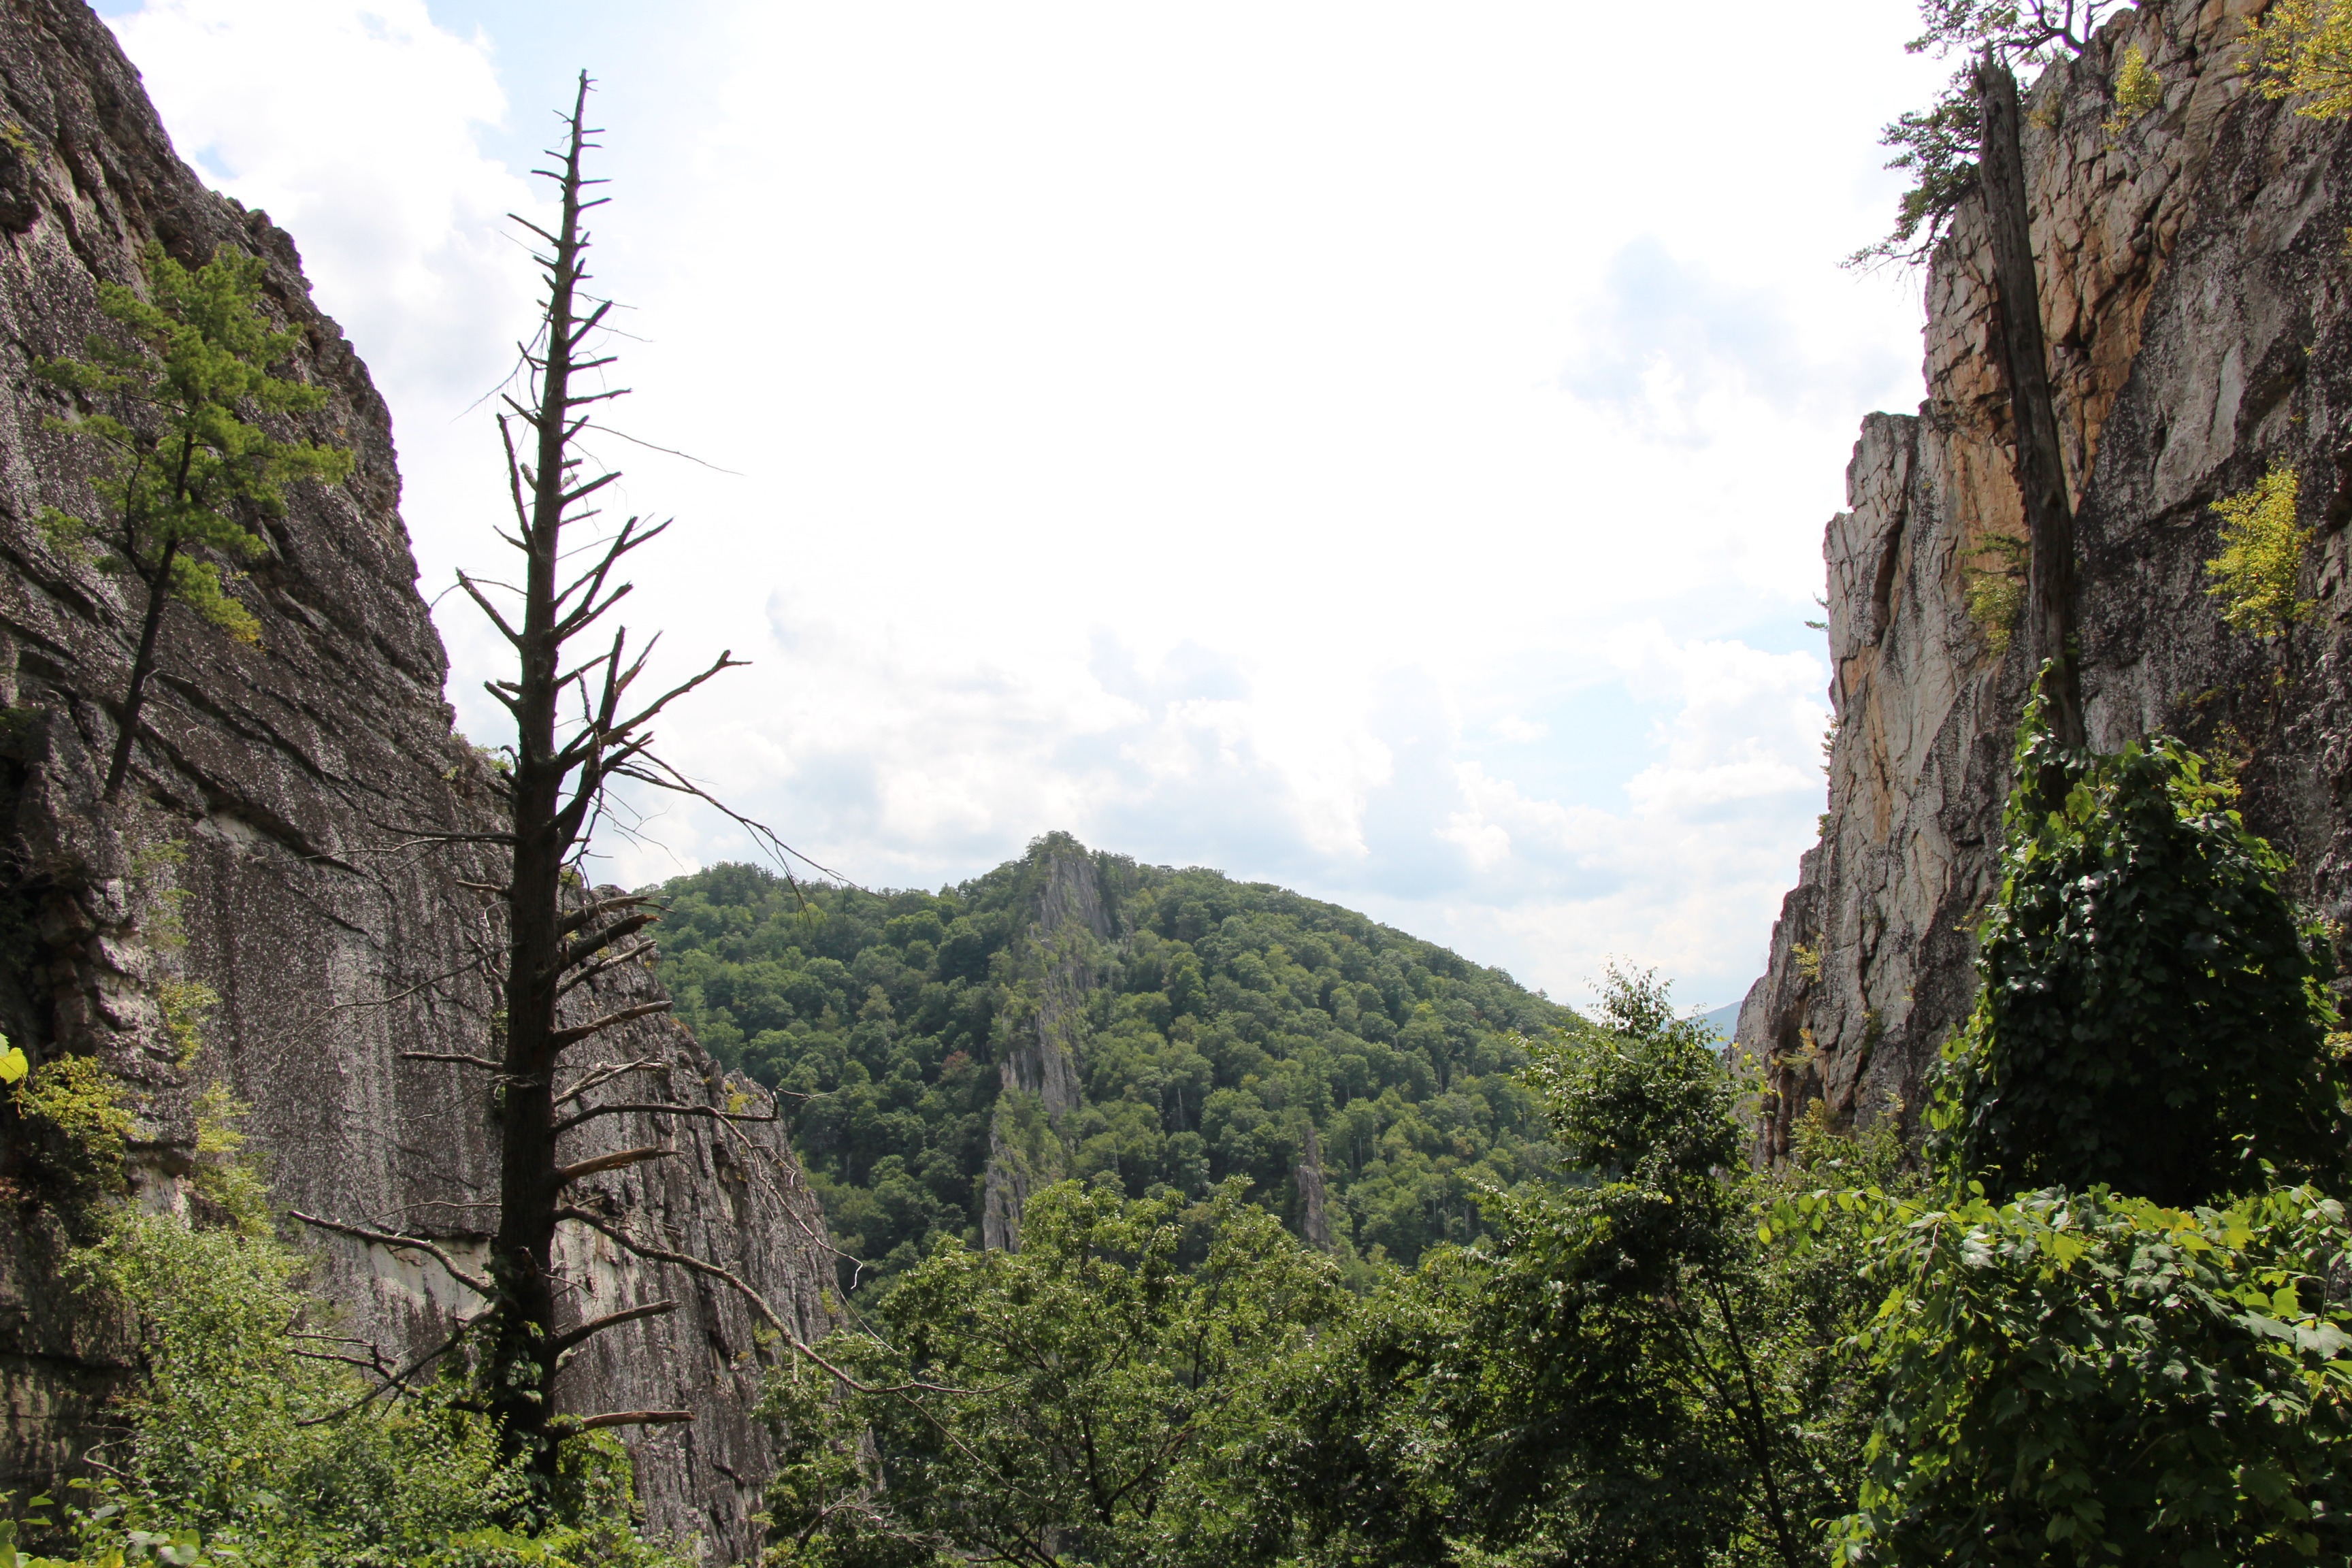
[{"left": 648, "top": 835, "right": 1576, "bottom": 1279}]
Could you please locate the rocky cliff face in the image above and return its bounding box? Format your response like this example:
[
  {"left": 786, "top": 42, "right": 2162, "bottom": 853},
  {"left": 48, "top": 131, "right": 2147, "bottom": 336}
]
[
  {"left": 1739, "top": 0, "right": 2352, "bottom": 1158},
  {"left": 0, "top": 5, "right": 833, "bottom": 1558},
  {"left": 981, "top": 838, "right": 1115, "bottom": 1250}
]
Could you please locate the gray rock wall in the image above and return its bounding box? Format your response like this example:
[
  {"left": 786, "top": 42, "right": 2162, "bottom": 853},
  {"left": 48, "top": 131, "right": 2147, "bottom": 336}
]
[
  {"left": 1740, "top": 0, "right": 2352, "bottom": 1160},
  {"left": 0, "top": 4, "right": 833, "bottom": 1560},
  {"left": 981, "top": 838, "right": 1113, "bottom": 1250}
]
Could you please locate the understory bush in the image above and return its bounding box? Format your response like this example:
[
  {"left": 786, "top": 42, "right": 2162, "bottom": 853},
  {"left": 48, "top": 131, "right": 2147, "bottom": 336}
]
[
  {"left": 5, "top": 1206, "right": 691, "bottom": 1568},
  {"left": 2, "top": 1061, "right": 691, "bottom": 1568},
  {"left": 1813, "top": 1183, "right": 2352, "bottom": 1565},
  {"left": 1932, "top": 702, "right": 2349, "bottom": 1205},
  {"left": 1791, "top": 699, "right": 2352, "bottom": 1565}
]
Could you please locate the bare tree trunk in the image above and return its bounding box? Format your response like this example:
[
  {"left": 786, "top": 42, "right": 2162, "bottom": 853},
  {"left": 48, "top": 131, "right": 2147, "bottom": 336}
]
[
  {"left": 103, "top": 536, "right": 178, "bottom": 802},
  {"left": 1976, "top": 54, "right": 2085, "bottom": 759},
  {"left": 486, "top": 73, "right": 594, "bottom": 1473},
  {"left": 1703, "top": 1271, "right": 1803, "bottom": 1568}
]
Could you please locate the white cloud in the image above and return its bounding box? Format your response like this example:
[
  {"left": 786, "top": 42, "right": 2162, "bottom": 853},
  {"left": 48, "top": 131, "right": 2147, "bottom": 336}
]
[
  {"left": 110, "top": 0, "right": 532, "bottom": 400},
  {"left": 100, "top": 0, "right": 1944, "bottom": 1009},
  {"left": 1490, "top": 715, "right": 1548, "bottom": 745}
]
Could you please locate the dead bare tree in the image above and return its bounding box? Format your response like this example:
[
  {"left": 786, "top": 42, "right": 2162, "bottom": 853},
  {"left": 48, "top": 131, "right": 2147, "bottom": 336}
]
[
  {"left": 455, "top": 70, "right": 784, "bottom": 1475},
  {"left": 1866, "top": 3, "right": 2118, "bottom": 757},
  {"left": 295, "top": 74, "right": 810, "bottom": 1482},
  {"left": 1975, "top": 52, "right": 2085, "bottom": 755}
]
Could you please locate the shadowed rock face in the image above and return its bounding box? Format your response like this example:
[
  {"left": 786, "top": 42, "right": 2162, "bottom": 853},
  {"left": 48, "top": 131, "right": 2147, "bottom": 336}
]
[
  {"left": 1740, "top": 0, "right": 2352, "bottom": 1161},
  {"left": 981, "top": 837, "right": 1114, "bottom": 1250},
  {"left": 0, "top": 3, "right": 833, "bottom": 1558}
]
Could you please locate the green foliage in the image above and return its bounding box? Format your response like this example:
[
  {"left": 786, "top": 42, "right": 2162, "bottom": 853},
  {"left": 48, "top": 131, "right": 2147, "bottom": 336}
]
[
  {"left": 2206, "top": 464, "right": 2313, "bottom": 638},
  {"left": 1823, "top": 1183, "right": 2352, "bottom": 1565},
  {"left": 2103, "top": 42, "right": 2163, "bottom": 133},
  {"left": 2249, "top": 0, "right": 2352, "bottom": 121},
  {"left": 1523, "top": 968, "right": 1743, "bottom": 1190},
  {"left": 760, "top": 1179, "right": 1343, "bottom": 1567},
  {"left": 1857, "top": 73, "right": 1983, "bottom": 265},
  {"left": 35, "top": 244, "right": 351, "bottom": 647},
  {"left": 1964, "top": 531, "right": 2027, "bottom": 653},
  {"left": 1225, "top": 973, "right": 1907, "bottom": 1568},
  {"left": 186, "top": 1084, "right": 270, "bottom": 1237},
  {"left": 13, "top": 1055, "right": 135, "bottom": 1195},
  {"left": 15, "top": 1208, "right": 691, "bottom": 1568},
  {"left": 653, "top": 840, "right": 1573, "bottom": 1281},
  {"left": 1932, "top": 708, "right": 2349, "bottom": 1205},
  {"left": 1856, "top": 2, "right": 2124, "bottom": 263},
  {"left": 1907, "top": 1, "right": 2121, "bottom": 65},
  {"left": 157, "top": 982, "right": 218, "bottom": 1068}
]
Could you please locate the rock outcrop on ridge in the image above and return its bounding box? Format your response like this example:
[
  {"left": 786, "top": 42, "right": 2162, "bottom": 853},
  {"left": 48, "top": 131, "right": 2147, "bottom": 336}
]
[
  {"left": 1738, "top": 0, "right": 2352, "bottom": 1160},
  {"left": 0, "top": 3, "right": 833, "bottom": 1558},
  {"left": 980, "top": 838, "right": 1117, "bottom": 1251}
]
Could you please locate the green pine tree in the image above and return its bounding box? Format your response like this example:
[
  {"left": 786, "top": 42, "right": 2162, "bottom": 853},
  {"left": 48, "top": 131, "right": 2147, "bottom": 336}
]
[{"left": 36, "top": 242, "right": 352, "bottom": 800}]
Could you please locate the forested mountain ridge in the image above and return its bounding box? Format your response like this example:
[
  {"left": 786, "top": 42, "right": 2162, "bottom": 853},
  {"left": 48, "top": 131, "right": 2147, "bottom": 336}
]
[{"left": 651, "top": 832, "right": 1577, "bottom": 1279}]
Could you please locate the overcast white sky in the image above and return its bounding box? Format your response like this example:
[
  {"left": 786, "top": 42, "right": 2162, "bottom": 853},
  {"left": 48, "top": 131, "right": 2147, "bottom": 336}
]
[{"left": 98, "top": 0, "right": 1950, "bottom": 1011}]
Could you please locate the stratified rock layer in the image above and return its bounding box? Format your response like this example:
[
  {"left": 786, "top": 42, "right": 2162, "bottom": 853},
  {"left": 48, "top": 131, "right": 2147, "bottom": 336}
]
[
  {"left": 1740, "top": 0, "right": 2352, "bottom": 1158},
  {"left": 0, "top": 5, "right": 832, "bottom": 1559}
]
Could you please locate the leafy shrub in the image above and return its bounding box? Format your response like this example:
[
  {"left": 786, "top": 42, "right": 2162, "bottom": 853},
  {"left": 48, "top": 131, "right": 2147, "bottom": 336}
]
[
  {"left": 1933, "top": 707, "right": 2349, "bottom": 1205},
  {"left": 14, "top": 1056, "right": 135, "bottom": 1195},
  {"left": 2206, "top": 465, "right": 2311, "bottom": 638},
  {"left": 156, "top": 982, "right": 220, "bottom": 1068},
  {"left": 44, "top": 1209, "right": 692, "bottom": 1568},
  {"left": 186, "top": 1085, "right": 269, "bottom": 1236},
  {"left": 1825, "top": 1183, "right": 2352, "bottom": 1565},
  {"left": 2250, "top": 0, "right": 2352, "bottom": 121},
  {"left": 0, "top": 1051, "right": 689, "bottom": 1567},
  {"left": 1963, "top": 532, "right": 2027, "bottom": 653},
  {"left": 2103, "top": 42, "right": 2163, "bottom": 133}
]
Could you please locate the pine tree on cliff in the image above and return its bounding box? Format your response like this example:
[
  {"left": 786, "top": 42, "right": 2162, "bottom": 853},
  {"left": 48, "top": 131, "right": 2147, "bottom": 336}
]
[{"left": 35, "top": 246, "right": 353, "bottom": 801}]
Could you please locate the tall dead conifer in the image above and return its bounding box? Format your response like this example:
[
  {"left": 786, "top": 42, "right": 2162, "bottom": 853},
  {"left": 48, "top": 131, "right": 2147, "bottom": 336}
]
[
  {"left": 301, "top": 74, "right": 808, "bottom": 1481},
  {"left": 1975, "top": 52, "right": 2085, "bottom": 757},
  {"left": 1865, "top": 3, "right": 2125, "bottom": 760},
  {"left": 453, "top": 70, "right": 750, "bottom": 1473}
]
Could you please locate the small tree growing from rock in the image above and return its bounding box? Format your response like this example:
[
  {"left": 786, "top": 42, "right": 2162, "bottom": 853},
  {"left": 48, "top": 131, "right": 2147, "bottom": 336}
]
[
  {"left": 35, "top": 244, "right": 352, "bottom": 802},
  {"left": 2250, "top": 0, "right": 2352, "bottom": 121},
  {"left": 2206, "top": 463, "right": 2313, "bottom": 640}
]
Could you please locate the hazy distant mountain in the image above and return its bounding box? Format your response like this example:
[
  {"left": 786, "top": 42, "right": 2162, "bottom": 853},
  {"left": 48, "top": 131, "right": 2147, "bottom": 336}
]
[{"left": 1698, "top": 997, "right": 1746, "bottom": 1041}]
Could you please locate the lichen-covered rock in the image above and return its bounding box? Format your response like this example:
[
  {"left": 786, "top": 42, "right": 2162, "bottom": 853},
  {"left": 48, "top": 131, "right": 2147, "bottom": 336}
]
[
  {"left": 1741, "top": 0, "right": 2352, "bottom": 1164},
  {"left": 0, "top": 3, "right": 832, "bottom": 1558}
]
